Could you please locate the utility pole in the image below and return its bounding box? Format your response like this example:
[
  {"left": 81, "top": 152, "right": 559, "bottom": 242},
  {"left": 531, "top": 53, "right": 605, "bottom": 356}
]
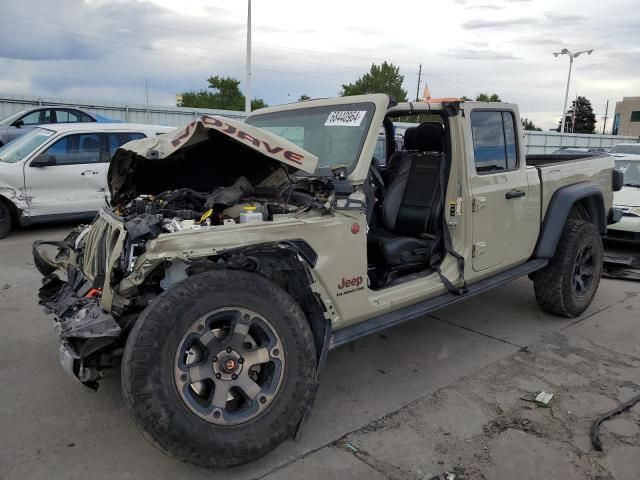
[
  {"left": 415, "top": 64, "right": 422, "bottom": 101},
  {"left": 602, "top": 100, "right": 609, "bottom": 134},
  {"left": 245, "top": 0, "right": 252, "bottom": 114},
  {"left": 145, "top": 78, "right": 150, "bottom": 123},
  {"left": 571, "top": 93, "right": 577, "bottom": 133}
]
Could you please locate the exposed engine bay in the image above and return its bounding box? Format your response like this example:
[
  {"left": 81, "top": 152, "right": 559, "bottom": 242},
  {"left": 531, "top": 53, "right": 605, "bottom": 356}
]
[
  {"left": 116, "top": 174, "right": 333, "bottom": 277},
  {"left": 119, "top": 175, "right": 332, "bottom": 234}
]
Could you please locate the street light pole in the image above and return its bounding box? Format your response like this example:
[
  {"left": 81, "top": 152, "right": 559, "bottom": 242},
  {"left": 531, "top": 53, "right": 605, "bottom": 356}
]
[
  {"left": 554, "top": 48, "right": 593, "bottom": 133},
  {"left": 560, "top": 55, "right": 573, "bottom": 134},
  {"left": 245, "top": 0, "right": 252, "bottom": 115}
]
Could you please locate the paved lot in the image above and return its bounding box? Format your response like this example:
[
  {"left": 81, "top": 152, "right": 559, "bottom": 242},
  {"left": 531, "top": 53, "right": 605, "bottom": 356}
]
[{"left": 0, "top": 225, "right": 638, "bottom": 480}]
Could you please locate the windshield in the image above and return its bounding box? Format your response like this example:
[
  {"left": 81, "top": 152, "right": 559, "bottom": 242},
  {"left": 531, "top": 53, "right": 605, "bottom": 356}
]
[
  {"left": 0, "top": 128, "right": 54, "bottom": 163},
  {"left": 615, "top": 160, "right": 640, "bottom": 186},
  {"left": 610, "top": 144, "right": 640, "bottom": 155},
  {"left": 0, "top": 110, "right": 27, "bottom": 127},
  {"left": 245, "top": 102, "right": 375, "bottom": 174}
]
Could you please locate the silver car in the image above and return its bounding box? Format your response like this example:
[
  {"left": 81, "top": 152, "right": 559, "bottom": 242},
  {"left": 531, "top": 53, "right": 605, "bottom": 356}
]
[{"left": 0, "top": 106, "right": 119, "bottom": 146}]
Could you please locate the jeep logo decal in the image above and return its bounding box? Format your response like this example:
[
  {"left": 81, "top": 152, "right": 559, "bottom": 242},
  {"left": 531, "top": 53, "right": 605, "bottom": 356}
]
[
  {"left": 337, "top": 276, "right": 365, "bottom": 297},
  {"left": 338, "top": 276, "right": 363, "bottom": 289}
]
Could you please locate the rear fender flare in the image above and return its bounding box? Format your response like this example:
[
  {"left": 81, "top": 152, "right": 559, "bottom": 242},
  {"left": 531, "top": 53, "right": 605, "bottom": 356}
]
[{"left": 533, "top": 182, "right": 605, "bottom": 259}]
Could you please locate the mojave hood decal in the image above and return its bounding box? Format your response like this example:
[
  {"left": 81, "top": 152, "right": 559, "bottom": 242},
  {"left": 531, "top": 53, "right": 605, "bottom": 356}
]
[{"left": 108, "top": 115, "right": 318, "bottom": 205}]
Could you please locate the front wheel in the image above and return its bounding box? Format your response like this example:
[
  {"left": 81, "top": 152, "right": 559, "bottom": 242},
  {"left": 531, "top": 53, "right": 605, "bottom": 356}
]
[
  {"left": 533, "top": 219, "right": 603, "bottom": 317},
  {"left": 0, "top": 201, "right": 12, "bottom": 239},
  {"left": 121, "top": 270, "right": 317, "bottom": 468}
]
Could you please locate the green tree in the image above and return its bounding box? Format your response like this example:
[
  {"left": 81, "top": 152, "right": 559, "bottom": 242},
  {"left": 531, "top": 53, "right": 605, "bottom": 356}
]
[
  {"left": 298, "top": 94, "right": 311, "bottom": 101},
  {"left": 475, "top": 92, "right": 502, "bottom": 102},
  {"left": 340, "top": 61, "right": 408, "bottom": 101},
  {"left": 558, "top": 96, "right": 596, "bottom": 133},
  {"left": 521, "top": 118, "right": 542, "bottom": 131},
  {"left": 177, "top": 75, "right": 268, "bottom": 111},
  {"left": 460, "top": 93, "right": 501, "bottom": 102},
  {"left": 250, "top": 98, "right": 269, "bottom": 110}
]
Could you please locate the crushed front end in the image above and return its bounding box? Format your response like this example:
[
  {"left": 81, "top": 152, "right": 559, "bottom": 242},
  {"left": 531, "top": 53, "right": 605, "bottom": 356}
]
[
  {"left": 33, "top": 114, "right": 324, "bottom": 388},
  {"left": 35, "top": 213, "right": 132, "bottom": 388}
]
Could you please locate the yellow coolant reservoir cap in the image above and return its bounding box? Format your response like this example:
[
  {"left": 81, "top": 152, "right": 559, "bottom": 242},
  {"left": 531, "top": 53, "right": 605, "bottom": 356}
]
[{"left": 243, "top": 205, "right": 257, "bottom": 211}]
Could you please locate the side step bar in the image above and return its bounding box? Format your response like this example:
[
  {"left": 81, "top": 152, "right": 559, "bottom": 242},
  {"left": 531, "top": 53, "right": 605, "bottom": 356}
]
[{"left": 329, "top": 259, "right": 548, "bottom": 349}]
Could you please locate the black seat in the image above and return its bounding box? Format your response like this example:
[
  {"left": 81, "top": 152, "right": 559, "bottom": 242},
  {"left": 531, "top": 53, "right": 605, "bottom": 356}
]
[
  {"left": 369, "top": 122, "right": 444, "bottom": 267},
  {"left": 386, "top": 126, "right": 418, "bottom": 181}
]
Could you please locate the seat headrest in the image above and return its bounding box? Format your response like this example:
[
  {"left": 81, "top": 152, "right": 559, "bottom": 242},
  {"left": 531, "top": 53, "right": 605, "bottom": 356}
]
[
  {"left": 415, "top": 122, "right": 444, "bottom": 153},
  {"left": 403, "top": 127, "right": 419, "bottom": 150}
]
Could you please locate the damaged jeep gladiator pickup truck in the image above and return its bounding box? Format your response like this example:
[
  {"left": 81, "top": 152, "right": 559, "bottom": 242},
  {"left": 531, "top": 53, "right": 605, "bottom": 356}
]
[{"left": 34, "top": 94, "right": 622, "bottom": 467}]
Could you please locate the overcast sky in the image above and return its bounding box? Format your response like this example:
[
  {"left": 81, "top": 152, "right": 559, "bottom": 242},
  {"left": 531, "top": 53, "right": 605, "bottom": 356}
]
[{"left": 1, "top": 0, "right": 638, "bottom": 130}]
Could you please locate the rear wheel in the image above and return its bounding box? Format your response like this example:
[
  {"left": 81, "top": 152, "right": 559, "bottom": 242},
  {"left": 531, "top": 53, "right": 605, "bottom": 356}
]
[
  {"left": 533, "top": 219, "right": 603, "bottom": 317},
  {"left": 121, "top": 269, "right": 317, "bottom": 468},
  {"left": 0, "top": 201, "right": 12, "bottom": 239}
]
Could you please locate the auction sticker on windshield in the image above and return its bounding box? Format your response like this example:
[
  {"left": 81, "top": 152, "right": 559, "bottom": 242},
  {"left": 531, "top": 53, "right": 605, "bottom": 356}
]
[{"left": 324, "top": 111, "right": 367, "bottom": 127}]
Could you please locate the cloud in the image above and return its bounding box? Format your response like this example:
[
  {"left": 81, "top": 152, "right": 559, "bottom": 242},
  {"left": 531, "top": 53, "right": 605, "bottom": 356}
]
[
  {"left": 461, "top": 18, "right": 534, "bottom": 29},
  {"left": 443, "top": 48, "right": 519, "bottom": 60},
  {"left": 462, "top": 12, "right": 586, "bottom": 32},
  {"left": 544, "top": 12, "right": 587, "bottom": 24},
  {"left": 469, "top": 4, "right": 506, "bottom": 10}
]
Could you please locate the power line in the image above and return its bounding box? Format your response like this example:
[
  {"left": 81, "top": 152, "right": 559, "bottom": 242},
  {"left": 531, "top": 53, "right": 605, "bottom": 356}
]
[
  {"left": 1, "top": 13, "right": 384, "bottom": 83},
  {"left": 14, "top": 0, "right": 423, "bottom": 68}
]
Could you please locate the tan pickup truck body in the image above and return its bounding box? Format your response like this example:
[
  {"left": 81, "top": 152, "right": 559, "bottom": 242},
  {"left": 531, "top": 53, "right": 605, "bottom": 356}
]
[{"left": 34, "top": 94, "right": 621, "bottom": 467}]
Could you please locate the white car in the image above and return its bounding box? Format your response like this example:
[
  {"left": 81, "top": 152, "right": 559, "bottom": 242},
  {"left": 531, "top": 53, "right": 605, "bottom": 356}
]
[
  {"left": 0, "top": 123, "right": 172, "bottom": 238},
  {"left": 608, "top": 157, "right": 640, "bottom": 244},
  {"left": 609, "top": 143, "right": 640, "bottom": 157}
]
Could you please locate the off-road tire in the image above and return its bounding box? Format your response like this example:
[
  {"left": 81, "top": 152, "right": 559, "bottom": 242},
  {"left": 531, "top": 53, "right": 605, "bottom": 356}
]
[
  {"left": 533, "top": 219, "right": 603, "bottom": 317},
  {"left": 121, "top": 269, "right": 317, "bottom": 468},
  {"left": 0, "top": 200, "right": 12, "bottom": 239}
]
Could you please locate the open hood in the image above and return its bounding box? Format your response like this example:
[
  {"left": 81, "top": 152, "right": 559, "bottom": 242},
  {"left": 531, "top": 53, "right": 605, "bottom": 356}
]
[{"left": 108, "top": 115, "right": 318, "bottom": 205}]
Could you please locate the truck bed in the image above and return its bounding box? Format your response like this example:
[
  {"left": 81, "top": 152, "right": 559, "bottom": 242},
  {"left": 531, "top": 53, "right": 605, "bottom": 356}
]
[
  {"left": 526, "top": 153, "right": 609, "bottom": 166},
  {"left": 526, "top": 154, "right": 615, "bottom": 219}
]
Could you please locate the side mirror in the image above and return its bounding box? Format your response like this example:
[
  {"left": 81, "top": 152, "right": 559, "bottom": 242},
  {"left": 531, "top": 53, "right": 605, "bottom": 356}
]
[
  {"left": 612, "top": 168, "right": 624, "bottom": 192},
  {"left": 30, "top": 154, "right": 56, "bottom": 168},
  {"left": 11, "top": 119, "right": 24, "bottom": 128}
]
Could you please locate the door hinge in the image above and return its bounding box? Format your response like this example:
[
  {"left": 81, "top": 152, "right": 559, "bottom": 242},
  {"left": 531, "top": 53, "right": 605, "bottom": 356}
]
[
  {"left": 472, "top": 196, "right": 487, "bottom": 212},
  {"left": 472, "top": 242, "right": 487, "bottom": 257}
]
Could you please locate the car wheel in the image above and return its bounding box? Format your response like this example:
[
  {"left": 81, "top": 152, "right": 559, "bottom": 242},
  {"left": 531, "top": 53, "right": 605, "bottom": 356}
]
[
  {"left": 121, "top": 269, "right": 317, "bottom": 468},
  {"left": 533, "top": 219, "right": 603, "bottom": 317},
  {"left": 0, "top": 201, "right": 12, "bottom": 239}
]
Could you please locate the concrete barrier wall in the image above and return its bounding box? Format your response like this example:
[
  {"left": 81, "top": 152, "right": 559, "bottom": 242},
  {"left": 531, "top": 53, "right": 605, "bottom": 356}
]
[
  {"left": 0, "top": 93, "right": 246, "bottom": 127},
  {"left": 523, "top": 130, "right": 639, "bottom": 154},
  {"left": 393, "top": 121, "right": 639, "bottom": 154}
]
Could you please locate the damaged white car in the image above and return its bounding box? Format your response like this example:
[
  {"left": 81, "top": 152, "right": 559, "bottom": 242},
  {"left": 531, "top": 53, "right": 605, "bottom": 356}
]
[{"left": 0, "top": 123, "right": 171, "bottom": 238}]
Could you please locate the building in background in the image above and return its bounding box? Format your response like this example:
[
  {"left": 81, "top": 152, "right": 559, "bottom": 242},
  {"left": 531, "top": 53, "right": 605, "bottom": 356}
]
[{"left": 613, "top": 97, "right": 640, "bottom": 136}]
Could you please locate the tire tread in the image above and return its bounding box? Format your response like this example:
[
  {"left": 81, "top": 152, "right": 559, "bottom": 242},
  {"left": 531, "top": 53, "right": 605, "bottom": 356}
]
[
  {"left": 121, "top": 269, "right": 317, "bottom": 468},
  {"left": 533, "top": 219, "right": 603, "bottom": 317}
]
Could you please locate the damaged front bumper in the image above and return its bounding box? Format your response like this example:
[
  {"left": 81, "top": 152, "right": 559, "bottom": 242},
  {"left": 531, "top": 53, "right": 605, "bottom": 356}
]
[{"left": 38, "top": 258, "right": 124, "bottom": 388}]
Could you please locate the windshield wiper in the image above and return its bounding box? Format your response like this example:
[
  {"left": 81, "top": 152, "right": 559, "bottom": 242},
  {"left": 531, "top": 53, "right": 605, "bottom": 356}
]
[{"left": 623, "top": 182, "right": 640, "bottom": 188}]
